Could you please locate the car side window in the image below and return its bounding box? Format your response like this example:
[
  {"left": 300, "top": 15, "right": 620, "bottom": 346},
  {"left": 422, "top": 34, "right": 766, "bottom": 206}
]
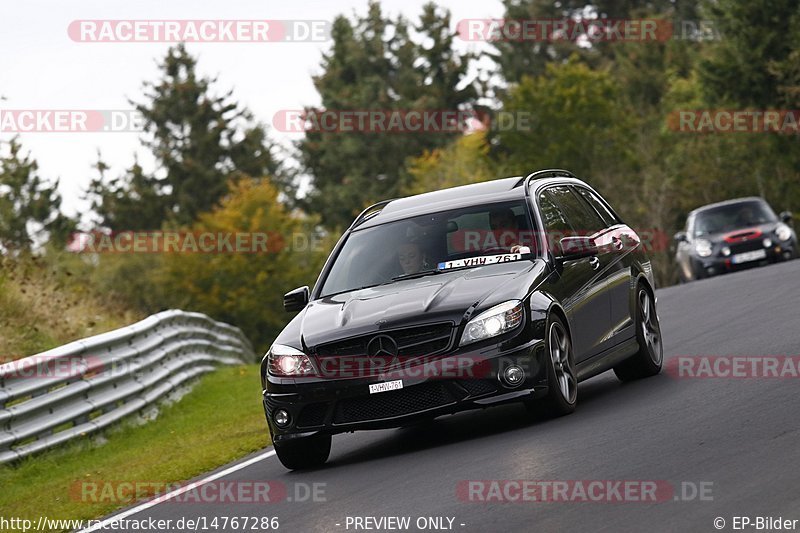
[
  {"left": 546, "top": 185, "right": 607, "bottom": 236},
  {"left": 538, "top": 189, "right": 572, "bottom": 233},
  {"left": 574, "top": 186, "right": 619, "bottom": 228}
]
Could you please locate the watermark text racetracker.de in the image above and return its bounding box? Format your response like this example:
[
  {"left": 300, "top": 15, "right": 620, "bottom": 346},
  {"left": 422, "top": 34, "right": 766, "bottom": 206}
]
[
  {"left": 668, "top": 110, "right": 800, "bottom": 134},
  {"left": 71, "top": 480, "right": 325, "bottom": 505},
  {"left": 272, "top": 109, "right": 534, "bottom": 133},
  {"left": 667, "top": 355, "right": 800, "bottom": 379},
  {"left": 457, "top": 480, "right": 713, "bottom": 503},
  {"left": 455, "top": 18, "right": 720, "bottom": 42},
  {"left": 69, "top": 230, "right": 327, "bottom": 254},
  {"left": 0, "top": 110, "right": 144, "bottom": 133},
  {"left": 68, "top": 19, "right": 330, "bottom": 42},
  {"left": 68, "top": 231, "right": 281, "bottom": 254}
]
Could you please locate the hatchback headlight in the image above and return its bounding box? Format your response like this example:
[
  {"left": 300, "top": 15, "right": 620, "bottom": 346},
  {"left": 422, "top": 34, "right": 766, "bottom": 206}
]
[
  {"left": 267, "top": 344, "right": 314, "bottom": 376},
  {"left": 695, "top": 239, "right": 713, "bottom": 257},
  {"left": 460, "top": 300, "right": 523, "bottom": 346},
  {"left": 776, "top": 223, "right": 793, "bottom": 242}
]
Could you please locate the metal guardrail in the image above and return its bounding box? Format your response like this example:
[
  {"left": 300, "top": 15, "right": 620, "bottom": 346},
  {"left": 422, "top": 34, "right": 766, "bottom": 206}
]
[{"left": 0, "top": 309, "right": 255, "bottom": 465}]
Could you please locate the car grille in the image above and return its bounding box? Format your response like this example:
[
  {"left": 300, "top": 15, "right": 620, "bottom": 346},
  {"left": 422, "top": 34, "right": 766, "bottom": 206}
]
[
  {"left": 728, "top": 238, "right": 767, "bottom": 254},
  {"left": 314, "top": 323, "right": 454, "bottom": 367},
  {"left": 333, "top": 382, "right": 455, "bottom": 424},
  {"left": 459, "top": 379, "right": 498, "bottom": 397},
  {"left": 296, "top": 402, "right": 329, "bottom": 428}
]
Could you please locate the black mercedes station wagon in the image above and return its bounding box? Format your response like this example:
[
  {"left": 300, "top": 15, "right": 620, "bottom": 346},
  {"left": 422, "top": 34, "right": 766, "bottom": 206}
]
[
  {"left": 261, "top": 170, "right": 663, "bottom": 470},
  {"left": 674, "top": 197, "right": 796, "bottom": 282}
]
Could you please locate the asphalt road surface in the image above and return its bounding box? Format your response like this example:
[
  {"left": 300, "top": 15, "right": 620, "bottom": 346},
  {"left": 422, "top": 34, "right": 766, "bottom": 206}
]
[{"left": 83, "top": 259, "right": 800, "bottom": 533}]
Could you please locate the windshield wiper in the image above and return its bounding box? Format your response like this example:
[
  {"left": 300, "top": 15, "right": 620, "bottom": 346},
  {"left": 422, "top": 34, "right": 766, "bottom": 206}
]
[{"left": 390, "top": 269, "right": 442, "bottom": 282}]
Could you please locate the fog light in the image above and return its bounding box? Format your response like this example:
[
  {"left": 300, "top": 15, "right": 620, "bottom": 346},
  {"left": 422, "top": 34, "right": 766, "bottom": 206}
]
[
  {"left": 763, "top": 238, "right": 773, "bottom": 248},
  {"left": 274, "top": 409, "right": 290, "bottom": 427},
  {"left": 721, "top": 247, "right": 731, "bottom": 257},
  {"left": 502, "top": 365, "right": 525, "bottom": 387}
]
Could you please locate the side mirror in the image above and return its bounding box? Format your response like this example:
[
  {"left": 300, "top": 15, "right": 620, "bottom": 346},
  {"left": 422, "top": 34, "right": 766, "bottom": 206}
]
[
  {"left": 674, "top": 231, "right": 688, "bottom": 243},
  {"left": 284, "top": 286, "right": 309, "bottom": 312},
  {"left": 780, "top": 211, "right": 793, "bottom": 224},
  {"left": 558, "top": 236, "right": 598, "bottom": 261}
]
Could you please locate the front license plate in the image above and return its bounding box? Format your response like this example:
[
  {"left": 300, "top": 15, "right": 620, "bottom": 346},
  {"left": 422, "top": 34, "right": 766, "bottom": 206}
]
[
  {"left": 731, "top": 249, "right": 767, "bottom": 264},
  {"left": 369, "top": 380, "right": 403, "bottom": 394}
]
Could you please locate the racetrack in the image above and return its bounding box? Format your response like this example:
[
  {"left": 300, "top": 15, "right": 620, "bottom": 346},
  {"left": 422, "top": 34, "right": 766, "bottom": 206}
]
[{"left": 83, "top": 259, "right": 800, "bottom": 533}]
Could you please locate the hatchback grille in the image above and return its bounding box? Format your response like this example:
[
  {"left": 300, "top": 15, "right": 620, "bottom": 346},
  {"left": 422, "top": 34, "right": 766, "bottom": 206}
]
[
  {"left": 728, "top": 239, "right": 767, "bottom": 254},
  {"left": 333, "top": 382, "right": 455, "bottom": 424}
]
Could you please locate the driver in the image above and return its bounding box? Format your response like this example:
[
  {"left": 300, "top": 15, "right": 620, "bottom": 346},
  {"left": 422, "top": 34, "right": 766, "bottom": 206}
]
[
  {"left": 489, "top": 208, "right": 531, "bottom": 254},
  {"left": 397, "top": 239, "right": 429, "bottom": 275},
  {"left": 735, "top": 206, "right": 758, "bottom": 227}
]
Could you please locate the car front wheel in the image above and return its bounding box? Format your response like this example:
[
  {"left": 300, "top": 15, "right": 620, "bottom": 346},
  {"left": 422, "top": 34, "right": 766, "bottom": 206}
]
[{"left": 527, "top": 315, "right": 577, "bottom": 417}]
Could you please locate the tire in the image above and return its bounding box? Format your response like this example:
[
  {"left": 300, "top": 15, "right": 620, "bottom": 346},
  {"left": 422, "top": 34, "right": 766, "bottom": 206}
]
[
  {"left": 528, "top": 314, "right": 577, "bottom": 417},
  {"left": 691, "top": 261, "right": 705, "bottom": 280},
  {"left": 274, "top": 433, "right": 331, "bottom": 470},
  {"left": 613, "top": 286, "right": 663, "bottom": 382}
]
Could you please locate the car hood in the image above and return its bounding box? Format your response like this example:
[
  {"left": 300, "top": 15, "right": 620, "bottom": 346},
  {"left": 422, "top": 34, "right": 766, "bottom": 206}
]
[
  {"left": 286, "top": 259, "right": 548, "bottom": 350},
  {"left": 699, "top": 222, "right": 779, "bottom": 244}
]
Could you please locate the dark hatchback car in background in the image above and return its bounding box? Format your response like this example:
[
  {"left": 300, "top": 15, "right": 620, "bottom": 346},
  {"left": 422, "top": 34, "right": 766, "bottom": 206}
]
[
  {"left": 674, "top": 197, "right": 796, "bottom": 282},
  {"left": 261, "top": 169, "right": 663, "bottom": 470}
]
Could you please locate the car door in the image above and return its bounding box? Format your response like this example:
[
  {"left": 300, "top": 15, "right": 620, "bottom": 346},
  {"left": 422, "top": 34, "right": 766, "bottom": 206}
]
[
  {"left": 537, "top": 186, "right": 612, "bottom": 362},
  {"left": 572, "top": 185, "right": 636, "bottom": 344}
]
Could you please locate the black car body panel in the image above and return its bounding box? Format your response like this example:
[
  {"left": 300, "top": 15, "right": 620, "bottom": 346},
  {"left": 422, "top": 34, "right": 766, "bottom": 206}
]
[{"left": 261, "top": 170, "right": 658, "bottom": 449}]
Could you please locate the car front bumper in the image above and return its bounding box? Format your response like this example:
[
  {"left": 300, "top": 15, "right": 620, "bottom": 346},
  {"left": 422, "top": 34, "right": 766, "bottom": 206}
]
[
  {"left": 693, "top": 239, "right": 796, "bottom": 277},
  {"left": 262, "top": 339, "right": 548, "bottom": 442}
]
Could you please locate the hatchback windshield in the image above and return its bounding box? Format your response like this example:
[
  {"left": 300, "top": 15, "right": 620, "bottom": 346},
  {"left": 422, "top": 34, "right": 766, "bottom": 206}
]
[
  {"left": 319, "top": 201, "right": 537, "bottom": 297},
  {"left": 693, "top": 200, "right": 777, "bottom": 237}
]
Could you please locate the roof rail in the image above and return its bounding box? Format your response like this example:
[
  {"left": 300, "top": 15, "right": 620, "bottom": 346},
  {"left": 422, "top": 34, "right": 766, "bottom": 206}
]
[
  {"left": 349, "top": 199, "right": 396, "bottom": 229},
  {"left": 516, "top": 169, "right": 577, "bottom": 201},
  {"left": 514, "top": 168, "right": 577, "bottom": 190}
]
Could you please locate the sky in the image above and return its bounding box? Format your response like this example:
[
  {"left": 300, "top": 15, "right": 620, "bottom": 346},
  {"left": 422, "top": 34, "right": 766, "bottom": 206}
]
[{"left": 0, "top": 0, "right": 503, "bottom": 221}]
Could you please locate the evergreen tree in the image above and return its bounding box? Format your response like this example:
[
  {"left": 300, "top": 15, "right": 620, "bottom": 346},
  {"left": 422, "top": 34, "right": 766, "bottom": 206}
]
[
  {"left": 0, "top": 138, "right": 74, "bottom": 251},
  {"left": 89, "top": 44, "right": 280, "bottom": 231},
  {"left": 700, "top": 0, "right": 800, "bottom": 107},
  {"left": 298, "top": 2, "right": 477, "bottom": 229}
]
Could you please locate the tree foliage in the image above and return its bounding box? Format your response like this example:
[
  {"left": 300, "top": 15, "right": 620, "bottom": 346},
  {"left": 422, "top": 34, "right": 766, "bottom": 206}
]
[
  {"left": 298, "top": 1, "right": 478, "bottom": 229},
  {"left": 88, "top": 45, "right": 280, "bottom": 231},
  {"left": 155, "top": 179, "right": 330, "bottom": 351},
  {"left": 0, "top": 138, "right": 74, "bottom": 252}
]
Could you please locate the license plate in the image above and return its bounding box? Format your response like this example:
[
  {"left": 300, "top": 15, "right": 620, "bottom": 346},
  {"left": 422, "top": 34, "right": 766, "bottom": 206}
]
[
  {"left": 731, "top": 249, "right": 767, "bottom": 264},
  {"left": 369, "top": 379, "right": 403, "bottom": 394},
  {"left": 438, "top": 253, "right": 522, "bottom": 271}
]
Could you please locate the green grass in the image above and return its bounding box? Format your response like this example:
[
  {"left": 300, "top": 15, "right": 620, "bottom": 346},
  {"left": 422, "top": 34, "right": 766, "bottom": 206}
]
[
  {"left": 0, "top": 255, "right": 143, "bottom": 361},
  {"left": 0, "top": 364, "right": 270, "bottom": 526}
]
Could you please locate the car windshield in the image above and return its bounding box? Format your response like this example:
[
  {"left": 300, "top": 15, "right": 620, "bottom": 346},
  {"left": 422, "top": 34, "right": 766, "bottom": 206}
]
[
  {"left": 318, "top": 200, "right": 537, "bottom": 297},
  {"left": 693, "top": 200, "right": 777, "bottom": 237}
]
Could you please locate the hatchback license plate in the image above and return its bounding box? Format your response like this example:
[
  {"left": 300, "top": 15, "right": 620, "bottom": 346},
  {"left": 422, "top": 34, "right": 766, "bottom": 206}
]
[
  {"left": 369, "top": 380, "right": 403, "bottom": 394},
  {"left": 731, "top": 249, "right": 767, "bottom": 264}
]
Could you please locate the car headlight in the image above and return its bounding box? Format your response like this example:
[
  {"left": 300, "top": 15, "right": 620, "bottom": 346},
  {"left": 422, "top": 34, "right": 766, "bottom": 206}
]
[
  {"left": 460, "top": 300, "right": 523, "bottom": 346},
  {"left": 695, "top": 239, "right": 713, "bottom": 257},
  {"left": 267, "top": 344, "right": 314, "bottom": 376},
  {"left": 776, "top": 223, "right": 793, "bottom": 242}
]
